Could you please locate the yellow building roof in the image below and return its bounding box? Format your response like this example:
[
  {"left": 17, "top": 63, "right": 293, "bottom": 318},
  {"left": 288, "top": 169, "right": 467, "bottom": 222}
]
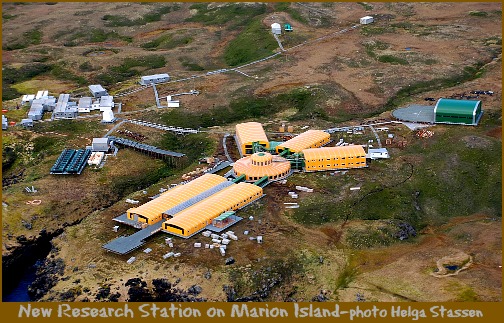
[
  {"left": 163, "top": 182, "right": 263, "bottom": 232},
  {"left": 303, "top": 145, "right": 366, "bottom": 160},
  {"left": 127, "top": 174, "right": 227, "bottom": 221},
  {"left": 234, "top": 154, "right": 291, "bottom": 179},
  {"left": 235, "top": 122, "right": 269, "bottom": 146},
  {"left": 277, "top": 130, "right": 330, "bottom": 153}
]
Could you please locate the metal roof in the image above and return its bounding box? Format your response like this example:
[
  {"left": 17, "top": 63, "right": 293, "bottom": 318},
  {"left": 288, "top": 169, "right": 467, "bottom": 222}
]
[
  {"left": 107, "top": 136, "right": 185, "bottom": 158},
  {"left": 93, "top": 137, "right": 109, "bottom": 144},
  {"left": 141, "top": 74, "right": 169, "bottom": 80},
  {"left": 235, "top": 122, "right": 269, "bottom": 146},
  {"left": 127, "top": 174, "right": 227, "bottom": 222},
  {"left": 162, "top": 182, "right": 263, "bottom": 234},
  {"left": 277, "top": 130, "right": 330, "bottom": 153},
  {"left": 99, "top": 96, "right": 114, "bottom": 107},
  {"left": 434, "top": 98, "right": 481, "bottom": 116},
  {"left": 303, "top": 145, "right": 367, "bottom": 160},
  {"left": 89, "top": 84, "right": 106, "bottom": 92}
]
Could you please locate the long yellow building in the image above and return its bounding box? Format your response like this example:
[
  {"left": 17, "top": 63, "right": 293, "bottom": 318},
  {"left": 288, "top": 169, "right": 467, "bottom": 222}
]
[
  {"left": 303, "top": 145, "right": 367, "bottom": 172},
  {"left": 162, "top": 182, "right": 263, "bottom": 237},
  {"left": 235, "top": 122, "right": 269, "bottom": 156},
  {"left": 276, "top": 130, "right": 330, "bottom": 154},
  {"left": 126, "top": 174, "right": 227, "bottom": 225}
]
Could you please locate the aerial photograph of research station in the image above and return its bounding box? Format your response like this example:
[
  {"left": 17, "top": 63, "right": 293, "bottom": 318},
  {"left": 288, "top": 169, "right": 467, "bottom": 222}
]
[{"left": 2, "top": 2, "right": 501, "bottom": 303}]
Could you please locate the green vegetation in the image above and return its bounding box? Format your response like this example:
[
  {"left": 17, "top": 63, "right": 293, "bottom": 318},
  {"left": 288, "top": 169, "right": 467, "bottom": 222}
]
[
  {"left": 51, "top": 64, "right": 87, "bottom": 85},
  {"left": 102, "top": 5, "right": 174, "bottom": 27},
  {"left": 158, "top": 133, "right": 215, "bottom": 163},
  {"left": 2, "top": 63, "right": 52, "bottom": 100},
  {"left": 2, "top": 13, "right": 18, "bottom": 20},
  {"left": 111, "top": 166, "right": 173, "bottom": 199},
  {"left": 2, "top": 28, "right": 43, "bottom": 51},
  {"left": 360, "top": 25, "right": 394, "bottom": 36},
  {"left": 334, "top": 262, "right": 357, "bottom": 290},
  {"left": 178, "top": 57, "right": 205, "bottom": 71},
  {"left": 363, "top": 40, "right": 390, "bottom": 58},
  {"left": 158, "top": 87, "right": 325, "bottom": 129},
  {"left": 89, "top": 29, "right": 132, "bottom": 43},
  {"left": 357, "top": 2, "right": 373, "bottom": 11},
  {"left": 377, "top": 55, "right": 409, "bottom": 65},
  {"left": 224, "top": 19, "right": 277, "bottom": 66},
  {"left": 273, "top": 3, "right": 307, "bottom": 24},
  {"left": 141, "top": 34, "right": 193, "bottom": 50},
  {"left": 383, "top": 61, "right": 487, "bottom": 110},
  {"left": 186, "top": 3, "right": 267, "bottom": 27},
  {"left": 468, "top": 11, "right": 489, "bottom": 17},
  {"left": 346, "top": 225, "right": 396, "bottom": 249},
  {"left": 456, "top": 286, "right": 479, "bottom": 301},
  {"left": 95, "top": 55, "right": 166, "bottom": 85},
  {"left": 291, "top": 126, "right": 501, "bottom": 233}
]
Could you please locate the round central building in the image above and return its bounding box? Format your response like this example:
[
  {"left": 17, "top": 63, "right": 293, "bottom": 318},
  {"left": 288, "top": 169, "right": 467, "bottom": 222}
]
[{"left": 233, "top": 152, "right": 291, "bottom": 182}]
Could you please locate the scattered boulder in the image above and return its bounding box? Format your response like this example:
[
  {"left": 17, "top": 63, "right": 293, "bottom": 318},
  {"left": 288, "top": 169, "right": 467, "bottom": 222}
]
[
  {"left": 188, "top": 285, "right": 202, "bottom": 295},
  {"left": 225, "top": 257, "right": 235, "bottom": 265}
]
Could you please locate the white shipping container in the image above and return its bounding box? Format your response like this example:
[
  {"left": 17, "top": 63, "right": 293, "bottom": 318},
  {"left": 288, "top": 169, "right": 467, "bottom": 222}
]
[
  {"left": 173, "top": 253, "right": 181, "bottom": 257},
  {"left": 127, "top": 257, "right": 136, "bottom": 264},
  {"left": 212, "top": 239, "right": 222, "bottom": 244},
  {"left": 143, "top": 248, "right": 152, "bottom": 253},
  {"left": 221, "top": 234, "right": 229, "bottom": 240},
  {"left": 163, "top": 252, "right": 174, "bottom": 259},
  {"left": 194, "top": 243, "right": 202, "bottom": 248},
  {"left": 228, "top": 234, "right": 238, "bottom": 241},
  {"left": 202, "top": 231, "right": 211, "bottom": 237},
  {"left": 257, "top": 236, "right": 263, "bottom": 244},
  {"left": 211, "top": 234, "right": 220, "bottom": 239},
  {"left": 205, "top": 244, "right": 210, "bottom": 249},
  {"left": 221, "top": 239, "right": 230, "bottom": 245},
  {"left": 219, "top": 248, "right": 226, "bottom": 256}
]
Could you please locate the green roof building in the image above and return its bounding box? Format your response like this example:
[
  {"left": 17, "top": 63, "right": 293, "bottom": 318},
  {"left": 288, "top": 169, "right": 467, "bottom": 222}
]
[{"left": 434, "top": 98, "right": 483, "bottom": 125}]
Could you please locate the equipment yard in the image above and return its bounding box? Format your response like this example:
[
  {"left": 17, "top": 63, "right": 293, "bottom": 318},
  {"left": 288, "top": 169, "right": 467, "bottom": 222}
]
[{"left": 2, "top": 2, "right": 501, "bottom": 303}]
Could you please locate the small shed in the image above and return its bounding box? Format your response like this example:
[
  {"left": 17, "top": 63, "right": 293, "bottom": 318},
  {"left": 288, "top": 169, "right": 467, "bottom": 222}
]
[
  {"left": 434, "top": 98, "right": 483, "bottom": 125},
  {"left": 360, "top": 16, "right": 374, "bottom": 24},
  {"left": 140, "top": 74, "right": 170, "bottom": 86},
  {"left": 89, "top": 85, "right": 108, "bottom": 98},
  {"left": 21, "top": 119, "right": 34, "bottom": 127},
  {"left": 92, "top": 138, "right": 109, "bottom": 152},
  {"left": 284, "top": 23, "right": 293, "bottom": 32},
  {"left": 367, "top": 148, "right": 390, "bottom": 160},
  {"left": 21, "top": 94, "right": 35, "bottom": 105},
  {"left": 271, "top": 23, "right": 281, "bottom": 35}
]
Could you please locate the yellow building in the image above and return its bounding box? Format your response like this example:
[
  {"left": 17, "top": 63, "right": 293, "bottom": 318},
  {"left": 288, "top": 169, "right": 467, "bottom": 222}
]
[
  {"left": 276, "top": 130, "right": 330, "bottom": 154},
  {"left": 126, "top": 174, "right": 227, "bottom": 225},
  {"left": 303, "top": 145, "right": 367, "bottom": 172},
  {"left": 235, "top": 122, "right": 269, "bottom": 156},
  {"left": 233, "top": 152, "right": 291, "bottom": 182},
  {"left": 162, "top": 182, "right": 263, "bottom": 237}
]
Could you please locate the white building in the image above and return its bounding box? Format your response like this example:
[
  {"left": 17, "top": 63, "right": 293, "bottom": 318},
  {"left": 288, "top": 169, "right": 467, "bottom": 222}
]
[
  {"left": 167, "top": 95, "right": 180, "bottom": 108},
  {"left": 35, "top": 90, "right": 49, "bottom": 100},
  {"left": 271, "top": 23, "right": 281, "bottom": 35},
  {"left": 53, "top": 94, "right": 78, "bottom": 119},
  {"left": 77, "top": 97, "right": 93, "bottom": 113},
  {"left": 102, "top": 109, "right": 115, "bottom": 123},
  {"left": 21, "top": 94, "right": 35, "bottom": 105},
  {"left": 88, "top": 84, "right": 108, "bottom": 98},
  {"left": 367, "top": 148, "right": 389, "bottom": 159},
  {"left": 360, "top": 16, "right": 374, "bottom": 24},
  {"left": 92, "top": 138, "right": 109, "bottom": 152},
  {"left": 98, "top": 96, "right": 114, "bottom": 111},
  {"left": 140, "top": 74, "right": 170, "bottom": 86}
]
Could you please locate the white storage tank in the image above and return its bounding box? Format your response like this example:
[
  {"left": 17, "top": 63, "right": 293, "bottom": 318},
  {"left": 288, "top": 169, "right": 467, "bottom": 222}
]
[{"left": 271, "top": 23, "right": 281, "bottom": 35}]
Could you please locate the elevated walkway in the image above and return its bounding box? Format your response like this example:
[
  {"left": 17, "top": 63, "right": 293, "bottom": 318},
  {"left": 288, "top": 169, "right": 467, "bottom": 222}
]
[{"left": 102, "top": 221, "right": 163, "bottom": 255}]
